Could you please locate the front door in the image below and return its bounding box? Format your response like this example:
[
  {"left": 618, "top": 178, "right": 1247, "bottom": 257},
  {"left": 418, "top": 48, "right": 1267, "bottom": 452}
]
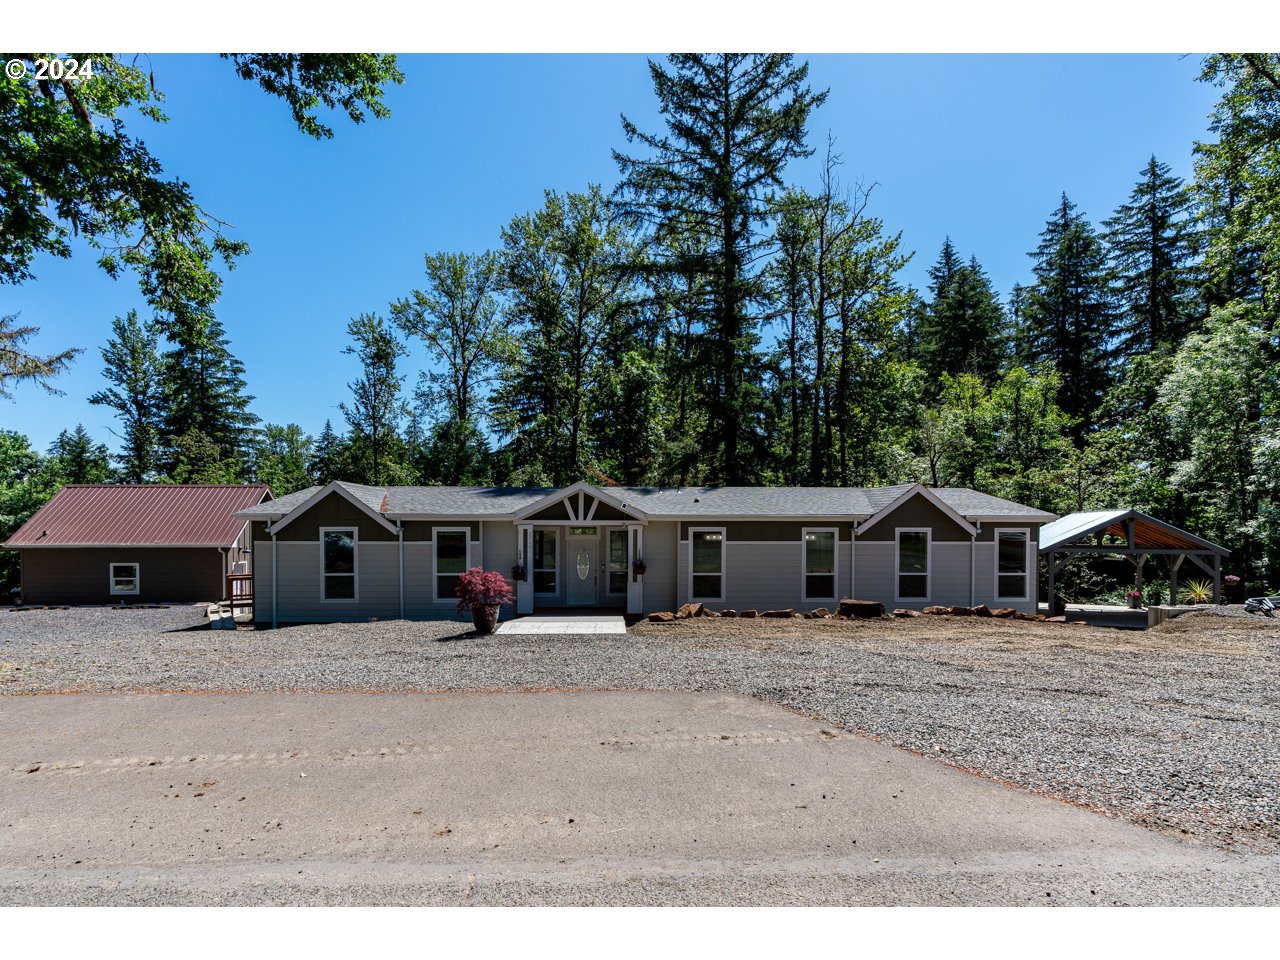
[{"left": 568, "top": 535, "right": 597, "bottom": 606}]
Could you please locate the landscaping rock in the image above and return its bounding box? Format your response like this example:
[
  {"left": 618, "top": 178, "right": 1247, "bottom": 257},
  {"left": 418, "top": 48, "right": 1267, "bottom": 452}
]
[
  {"left": 811, "top": 608, "right": 831, "bottom": 618},
  {"left": 836, "top": 599, "right": 884, "bottom": 619},
  {"left": 703, "top": 609, "right": 720, "bottom": 618},
  {"left": 923, "top": 606, "right": 950, "bottom": 615},
  {"left": 948, "top": 605, "right": 974, "bottom": 616},
  {"left": 675, "top": 602, "right": 704, "bottom": 619},
  {"left": 739, "top": 609, "right": 758, "bottom": 619},
  {"left": 761, "top": 609, "right": 795, "bottom": 619},
  {"left": 719, "top": 609, "right": 737, "bottom": 618},
  {"left": 970, "top": 604, "right": 992, "bottom": 617},
  {"left": 990, "top": 607, "right": 1017, "bottom": 618},
  {"left": 1047, "top": 615, "right": 1067, "bottom": 622},
  {"left": 647, "top": 611, "right": 674, "bottom": 622},
  {"left": 892, "top": 608, "right": 922, "bottom": 618}
]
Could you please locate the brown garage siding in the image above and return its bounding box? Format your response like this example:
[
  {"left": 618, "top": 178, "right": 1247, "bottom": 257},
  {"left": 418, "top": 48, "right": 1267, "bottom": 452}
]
[{"left": 19, "top": 548, "right": 225, "bottom": 604}]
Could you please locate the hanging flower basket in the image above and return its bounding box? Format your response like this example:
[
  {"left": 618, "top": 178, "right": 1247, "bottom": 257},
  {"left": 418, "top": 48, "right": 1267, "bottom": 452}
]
[
  {"left": 511, "top": 563, "right": 527, "bottom": 583},
  {"left": 632, "top": 557, "right": 647, "bottom": 577}
]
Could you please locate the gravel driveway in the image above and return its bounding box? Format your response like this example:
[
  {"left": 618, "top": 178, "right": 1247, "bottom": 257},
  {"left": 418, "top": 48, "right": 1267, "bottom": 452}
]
[{"left": 2, "top": 604, "right": 1277, "bottom": 855}]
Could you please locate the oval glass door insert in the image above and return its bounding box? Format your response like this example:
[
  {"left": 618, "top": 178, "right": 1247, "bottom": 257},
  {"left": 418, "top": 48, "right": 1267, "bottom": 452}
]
[{"left": 576, "top": 548, "right": 591, "bottom": 580}]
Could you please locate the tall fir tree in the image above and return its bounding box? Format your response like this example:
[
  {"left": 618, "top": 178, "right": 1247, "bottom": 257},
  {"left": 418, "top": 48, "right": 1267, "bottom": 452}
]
[
  {"left": 309, "top": 419, "right": 345, "bottom": 485},
  {"left": 88, "top": 311, "right": 164, "bottom": 482},
  {"left": 159, "top": 315, "right": 258, "bottom": 476},
  {"left": 1019, "top": 194, "right": 1118, "bottom": 445},
  {"left": 1102, "top": 155, "right": 1199, "bottom": 355},
  {"left": 47, "top": 425, "right": 113, "bottom": 484},
  {"left": 916, "top": 246, "right": 1007, "bottom": 393},
  {"left": 251, "top": 423, "right": 314, "bottom": 495},
  {"left": 614, "top": 54, "right": 826, "bottom": 483}
]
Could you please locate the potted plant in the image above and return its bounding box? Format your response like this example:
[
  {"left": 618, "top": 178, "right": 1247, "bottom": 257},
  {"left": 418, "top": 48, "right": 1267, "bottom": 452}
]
[
  {"left": 1124, "top": 588, "right": 1144, "bottom": 610},
  {"left": 1184, "top": 579, "right": 1213, "bottom": 605},
  {"left": 455, "top": 566, "right": 515, "bottom": 634},
  {"left": 632, "top": 557, "right": 647, "bottom": 577},
  {"left": 1224, "top": 574, "right": 1241, "bottom": 604}
]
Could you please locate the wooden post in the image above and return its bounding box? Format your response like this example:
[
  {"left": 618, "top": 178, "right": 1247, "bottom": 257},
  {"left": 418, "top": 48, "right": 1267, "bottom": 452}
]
[
  {"left": 1046, "top": 550, "right": 1055, "bottom": 616},
  {"left": 1213, "top": 554, "right": 1221, "bottom": 604},
  {"left": 1169, "top": 554, "right": 1184, "bottom": 606},
  {"left": 1132, "top": 553, "right": 1147, "bottom": 595}
]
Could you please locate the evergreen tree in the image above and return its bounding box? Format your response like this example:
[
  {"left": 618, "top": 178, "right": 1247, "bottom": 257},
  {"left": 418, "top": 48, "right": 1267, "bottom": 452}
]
[
  {"left": 0, "top": 314, "right": 81, "bottom": 399},
  {"left": 89, "top": 311, "right": 164, "bottom": 482},
  {"left": 159, "top": 316, "right": 258, "bottom": 476},
  {"left": 1102, "top": 156, "right": 1199, "bottom": 354},
  {"left": 614, "top": 54, "right": 826, "bottom": 483},
  {"left": 339, "top": 314, "right": 408, "bottom": 485},
  {"left": 169, "top": 429, "right": 239, "bottom": 484},
  {"left": 251, "top": 423, "right": 314, "bottom": 495},
  {"left": 309, "top": 419, "right": 346, "bottom": 486},
  {"left": 917, "top": 247, "right": 1007, "bottom": 393},
  {"left": 1019, "top": 194, "right": 1118, "bottom": 445},
  {"left": 47, "top": 425, "right": 113, "bottom": 484}
]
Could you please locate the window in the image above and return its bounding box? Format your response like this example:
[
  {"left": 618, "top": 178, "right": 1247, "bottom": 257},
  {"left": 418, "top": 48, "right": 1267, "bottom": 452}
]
[
  {"left": 109, "top": 562, "right": 139, "bottom": 596},
  {"left": 569, "top": 526, "right": 597, "bottom": 536},
  {"left": 690, "top": 528, "right": 724, "bottom": 601},
  {"left": 996, "top": 529, "right": 1030, "bottom": 600},
  {"left": 434, "top": 528, "right": 469, "bottom": 601},
  {"left": 803, "top": 529, "right": 837, "bottom": 600},
  {"left": 321, "top": 528, "right": 357, "bottom": 601},
  {"left": 533, "top": 528, "right": 558, "bottom": 594},
  {"left": 896, "top": 529, "right": 930, "bottom": 600},
  {"left": 607, "top": 529, "right": 628, "bottom": 594}
]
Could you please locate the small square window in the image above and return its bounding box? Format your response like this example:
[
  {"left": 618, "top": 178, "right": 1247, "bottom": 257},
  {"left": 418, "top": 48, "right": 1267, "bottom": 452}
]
[{"left": 109, "top": 562, "right": 139, "bottom": 596}]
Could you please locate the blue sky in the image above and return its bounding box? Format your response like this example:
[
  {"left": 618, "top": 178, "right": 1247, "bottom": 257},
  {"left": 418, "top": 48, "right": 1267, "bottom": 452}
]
[{"left": 7, "top": 53, "right": 1218, "bottom": 452}]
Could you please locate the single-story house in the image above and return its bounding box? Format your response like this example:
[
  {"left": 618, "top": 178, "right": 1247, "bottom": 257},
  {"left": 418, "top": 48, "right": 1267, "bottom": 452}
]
[
  {"left": 4, "top": 484, "right": 271, "bottom": 604},
  {"left": 235, "top": 480, "right": 1055, "bottom": 626}
]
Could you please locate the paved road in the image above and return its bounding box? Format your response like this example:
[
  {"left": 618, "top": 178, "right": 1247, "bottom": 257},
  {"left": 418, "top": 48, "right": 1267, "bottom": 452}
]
[{"left": 1, "top": 691, "right": 1274, "bottom": 905}]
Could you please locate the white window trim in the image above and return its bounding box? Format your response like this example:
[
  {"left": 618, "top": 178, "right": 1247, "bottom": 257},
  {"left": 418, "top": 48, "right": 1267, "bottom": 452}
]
[
  {"left": 801, "top": 527, "right": 839, "bottom": 602},
  {"left": 895, "top": 527, "right": 932, "bottom": 603},
  {"left": 605, "top": 528, "right": 628, "bottom": 597},
  {"left": 108, "top": 562, "right": 140, "bottom": 596},
  {"left": 320, "top": 526, "right": 359, "bottom": 604},
  {"left": 994, "top": 527, "right": 1032, "bottom": 602},
  {"left": 533, "top": 526, "right": 559, "bottom": 596},
  {"left": 432, "top": 526, "right": 472, "bottom": 603},
  {"left": 688, "top": 526, "right": 726, "bottom": 603}
]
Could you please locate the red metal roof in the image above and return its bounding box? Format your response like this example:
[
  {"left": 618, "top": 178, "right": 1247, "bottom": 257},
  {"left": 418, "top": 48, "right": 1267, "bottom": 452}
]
[{"left": 4, "top": 484, "right": 271, "bottom": 548}]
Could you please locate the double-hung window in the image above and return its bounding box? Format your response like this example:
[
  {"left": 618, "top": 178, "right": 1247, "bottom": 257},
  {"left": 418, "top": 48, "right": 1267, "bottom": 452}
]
[
  {"left": 109, "top": 562, "right": 140, "bottom": 596},
  {"left": 996, "top": 529, "right": 1030, "bottom": 600},
  {"left": 803, "top": 529, "right": 837, "bottom": 601},
  {"left": 321, "top": 528, "right": 357, "bottom": 601},
  {"left": 690, "top": 528, "right": 725, "bottom": 601},
  {"left": 896, "top": 529, "right": 930, "bottom": 601},
  {"left": 434, "top": 528, "right": 469, "bottom": 601},
  {"left": 533, "top": 529, "right": 558, "bottom": 594}
]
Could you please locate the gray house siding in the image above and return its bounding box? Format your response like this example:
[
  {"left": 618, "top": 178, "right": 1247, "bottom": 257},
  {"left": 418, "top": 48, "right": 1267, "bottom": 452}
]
[
  {"left": 640, "top": 520, "right": 678, "bottom": 613},
  {"left": 273, "top": 539, "right": 399, "bottom": 624}
]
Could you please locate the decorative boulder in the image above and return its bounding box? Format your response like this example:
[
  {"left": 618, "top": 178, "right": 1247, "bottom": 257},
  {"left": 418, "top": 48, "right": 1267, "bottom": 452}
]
[
  {"left": 970, "top": 604, "right": 992, "bottom": 617},
  {"left": 675, "top": 602, "right": 704, "bottom": 619},
  {"left": 810, "top": 607, "right": 831, "bottom": 618},
  {"left": 1046, "top": 615, "right": 1067, "bottom": 622},
  {"left": 947, "top": 605, "right": 974, "bottom": 616},
  {"left": 720, "top": 609, "right": 737, "bottom": 618},
  {"left": 836, "top": 599, "right": 885, "bottom": 619},
  {"left": 990, "top": 607, "right": 1017, "bottom": 618},
  {"left": 761, "top": 609, "right": 795, "bottom": 618},
  {"left": 923, "top": 606, "right": 950, "bottom": 615},
  {"left": 739, "top": 609, "right": 758, "bottom": 619},
  {"left": 703, "top": 609, "right": 720, "bottom": 618},
  {"left": 892, "top": 608, "right": 922, "bottom": 618},
  {"left": 648, "top": 611, "right": 675, "bottom": 622}
]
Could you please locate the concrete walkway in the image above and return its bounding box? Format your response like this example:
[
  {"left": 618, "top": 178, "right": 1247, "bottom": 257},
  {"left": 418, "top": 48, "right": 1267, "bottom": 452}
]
[
  {"left": 1038, "top": 602, "right": 1148, "bottom": 630},
  {"left": 497, "top": 614, "right": 627, "bottom": 635}
]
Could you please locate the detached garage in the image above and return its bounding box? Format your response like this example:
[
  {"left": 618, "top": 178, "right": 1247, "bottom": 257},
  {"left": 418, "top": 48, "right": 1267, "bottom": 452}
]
[{"left": 3, "top": 484, "right": 271, "bottom": 605}]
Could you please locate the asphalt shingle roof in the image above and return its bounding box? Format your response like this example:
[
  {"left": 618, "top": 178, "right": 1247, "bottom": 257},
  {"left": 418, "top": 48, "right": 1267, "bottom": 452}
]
[{"left": 234, "top": 482, "right": 1052, "bottom": 523}]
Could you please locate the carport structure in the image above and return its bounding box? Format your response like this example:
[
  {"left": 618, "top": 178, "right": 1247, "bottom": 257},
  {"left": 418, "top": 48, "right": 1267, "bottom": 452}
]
[{"left": 1039, "top": 509, "right": 1230, "bottom": 609}]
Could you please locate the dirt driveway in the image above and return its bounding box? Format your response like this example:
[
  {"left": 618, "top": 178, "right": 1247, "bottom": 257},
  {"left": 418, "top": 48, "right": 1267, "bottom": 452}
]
[{"left": 1, "top": 690, "right": 1275, "bottom": 906}]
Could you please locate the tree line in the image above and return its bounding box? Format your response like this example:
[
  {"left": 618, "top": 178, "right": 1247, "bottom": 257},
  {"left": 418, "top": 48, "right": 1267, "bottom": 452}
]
[{"left": 3, "top": 53, "right": 1278, "bottom": 600}]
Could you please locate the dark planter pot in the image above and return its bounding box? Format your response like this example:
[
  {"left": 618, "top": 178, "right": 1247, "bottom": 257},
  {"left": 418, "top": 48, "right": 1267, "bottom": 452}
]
[
  {"left": 471, "top": 605, "right": 500, "bottom": 634},
  {"left": 1127, "top": 597, "right": 1143, "bottom": 609}
]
